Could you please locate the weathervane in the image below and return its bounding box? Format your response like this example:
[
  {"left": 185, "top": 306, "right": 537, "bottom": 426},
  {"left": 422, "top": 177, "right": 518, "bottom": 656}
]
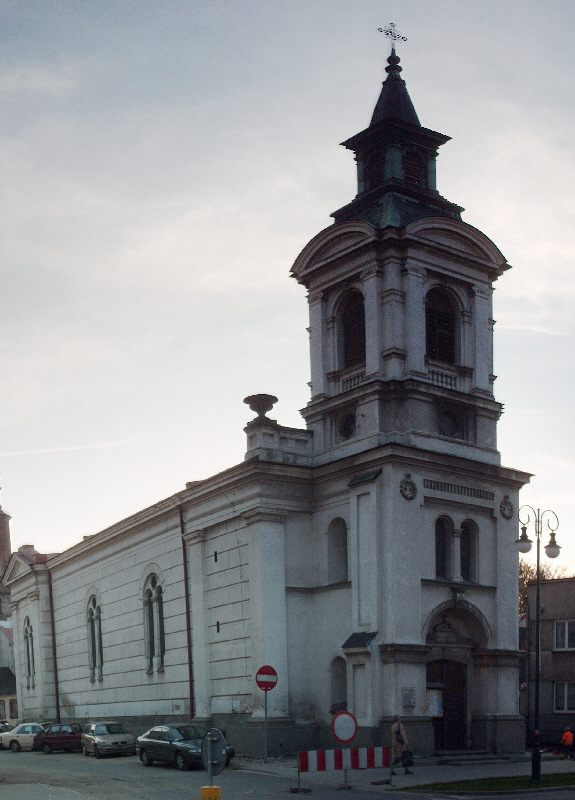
[{"left": 378, "top": 22, "right": 407, "bottom": 53}]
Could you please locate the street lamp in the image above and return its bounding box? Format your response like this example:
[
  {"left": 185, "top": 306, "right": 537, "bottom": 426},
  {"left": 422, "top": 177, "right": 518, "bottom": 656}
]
[{"left": 515, "top": 505, "right": 560, "bottom": 783}]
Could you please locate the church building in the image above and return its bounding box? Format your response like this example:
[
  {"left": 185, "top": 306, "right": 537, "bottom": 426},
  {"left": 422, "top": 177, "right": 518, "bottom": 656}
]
[{"left": 3, "top": 47, "right": 529, "bottom": 756}]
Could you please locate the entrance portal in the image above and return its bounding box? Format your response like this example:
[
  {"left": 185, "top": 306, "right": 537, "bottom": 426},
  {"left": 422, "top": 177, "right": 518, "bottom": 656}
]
[{"left": 426, "top": 660, "right": 466, "bottom": 750}]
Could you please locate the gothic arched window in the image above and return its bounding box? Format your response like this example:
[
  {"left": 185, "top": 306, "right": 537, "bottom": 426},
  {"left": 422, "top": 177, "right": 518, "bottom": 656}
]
[
  {"left": 143, "top": 574, "right": 165, "bottom": 674},
  {"left": 86, "top": 595, "right": 103, "bottom": 682},
  {"left": 340, "top": 290, "right": 366, "bottom": 370},
  {"left": 24, "top": 616, "right": 35, "bottom": 689},
  {"left": 327, "top": 518, "right": 348, "bottom": 584},
  {"left": 435, "top": 517, "right": 453, "bottom": 579},
  {"left": 426, "top": 288, "right": 457, "bottom": 364}
]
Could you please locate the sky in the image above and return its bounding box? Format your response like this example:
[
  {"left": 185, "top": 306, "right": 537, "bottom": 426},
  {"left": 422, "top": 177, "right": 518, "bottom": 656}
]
[{"left": 0, "top": 0, "right": 574, "bottom": 573}]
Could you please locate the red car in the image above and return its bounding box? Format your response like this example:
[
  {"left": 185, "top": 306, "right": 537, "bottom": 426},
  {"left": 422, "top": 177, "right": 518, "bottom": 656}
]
[{"left": 33, "top": 723, "right": 83, "bottom": 753}]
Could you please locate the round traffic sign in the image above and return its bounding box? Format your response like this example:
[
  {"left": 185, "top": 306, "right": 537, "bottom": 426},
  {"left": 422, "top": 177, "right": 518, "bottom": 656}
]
[
  {"left": 255, "top": 664, "right": 278, "bottom": 691},
  {"left": 331, "top": 711, "right": 358, "bottom": 744}
]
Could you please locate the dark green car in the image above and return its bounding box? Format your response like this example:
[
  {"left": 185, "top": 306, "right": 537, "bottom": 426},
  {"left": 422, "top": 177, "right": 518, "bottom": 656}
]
[{"left": 136, "top": 725, "right": 234, "bottom": 771}]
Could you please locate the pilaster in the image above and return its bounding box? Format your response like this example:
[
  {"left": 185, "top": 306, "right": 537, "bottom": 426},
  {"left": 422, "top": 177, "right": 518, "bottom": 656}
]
[{"left": 244, "top": 509, "right": 289, "bottom": 718}]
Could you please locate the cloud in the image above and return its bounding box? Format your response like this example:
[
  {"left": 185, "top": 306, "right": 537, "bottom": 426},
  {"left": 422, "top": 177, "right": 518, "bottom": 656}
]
[{"left": 0, "top": 438, "right": 137, "bottom": 457}]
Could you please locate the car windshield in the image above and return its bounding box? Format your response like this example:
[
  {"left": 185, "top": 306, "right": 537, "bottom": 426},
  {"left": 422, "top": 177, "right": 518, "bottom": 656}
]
[
  {"left": 94, "top": 723, "right": 128, "bottom": 735},
  {"left": 170, "top": 725, "right": 204, "bottom": 742}
]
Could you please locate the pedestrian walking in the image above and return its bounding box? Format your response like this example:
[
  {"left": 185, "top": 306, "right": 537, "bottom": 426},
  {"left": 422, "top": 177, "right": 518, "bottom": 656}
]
[
  {"left": 561, "top": 727, "right": 574, "bottom": 759},
  {"left": 391, "top": 714, "right": 413, "bottom": 775}
]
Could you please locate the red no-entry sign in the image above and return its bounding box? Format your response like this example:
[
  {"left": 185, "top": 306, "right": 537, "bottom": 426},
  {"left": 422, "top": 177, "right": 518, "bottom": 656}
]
[
  {"left": 331, "top": 711, "right": 358, "bottom": 744},
  {"left": 256, "top": 665, "right": 278, "bottom": 691}
]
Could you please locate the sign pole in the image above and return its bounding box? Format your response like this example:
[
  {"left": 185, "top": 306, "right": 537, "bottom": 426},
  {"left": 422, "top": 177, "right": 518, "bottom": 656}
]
[
  {"left": 255, "top": 664, "right": 278, "bottom": 763},
  {"left": 264, "top": 689, "right": 268, "bottom": 763},
  {"left": 207, "top": 732, "right": 213, "bottom": 786}
]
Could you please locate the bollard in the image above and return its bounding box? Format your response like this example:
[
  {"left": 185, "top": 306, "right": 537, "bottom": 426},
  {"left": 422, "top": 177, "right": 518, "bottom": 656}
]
[{"left": 201, "top": 787, "right": 221, "bottom": 800}]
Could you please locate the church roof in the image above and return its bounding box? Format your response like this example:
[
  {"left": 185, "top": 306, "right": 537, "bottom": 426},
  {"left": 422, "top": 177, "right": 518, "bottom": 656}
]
[{"left": 370, "top": 49, "right": 420, "bottom": 127}]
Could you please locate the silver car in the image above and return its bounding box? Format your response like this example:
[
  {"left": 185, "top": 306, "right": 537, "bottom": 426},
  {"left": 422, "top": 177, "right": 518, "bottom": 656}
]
[{"left": 81, "top": 721, "right": 136, "bottom": 758}]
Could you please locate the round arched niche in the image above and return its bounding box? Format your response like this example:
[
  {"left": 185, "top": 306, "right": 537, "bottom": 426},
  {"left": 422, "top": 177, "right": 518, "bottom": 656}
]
[{"left": 423, "top": 602, "right": 491, "bottom": 652}]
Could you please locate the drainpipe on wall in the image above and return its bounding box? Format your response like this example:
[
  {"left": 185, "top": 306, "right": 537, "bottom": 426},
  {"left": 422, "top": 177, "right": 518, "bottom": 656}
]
[
  {"left": 179, "top": 505, "right": 194, "bottom": 719},
  {"left": 47, "top": 570, "right": 61, "bottom": 723}
]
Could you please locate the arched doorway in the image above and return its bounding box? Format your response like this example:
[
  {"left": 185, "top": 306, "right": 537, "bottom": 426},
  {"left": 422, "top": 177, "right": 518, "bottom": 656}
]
[
  {"left": 424, "top": 607, "right": 490, "bottom": 752},
  {"left": 426, "top": 659, "right": 466, "bottom": 750}
]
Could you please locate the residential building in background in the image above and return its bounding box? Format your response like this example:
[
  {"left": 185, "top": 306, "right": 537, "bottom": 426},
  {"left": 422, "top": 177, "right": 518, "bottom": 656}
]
[{"left": 523, "top": 577, "right": 575, "bottom": 744}]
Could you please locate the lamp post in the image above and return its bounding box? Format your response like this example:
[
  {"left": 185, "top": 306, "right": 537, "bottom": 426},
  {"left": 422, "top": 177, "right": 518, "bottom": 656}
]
[{"left": 515, "top": 505, "right": 560, "bottom": 783}]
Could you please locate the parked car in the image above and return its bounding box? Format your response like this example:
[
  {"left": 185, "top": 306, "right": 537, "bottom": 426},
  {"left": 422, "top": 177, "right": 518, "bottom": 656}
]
[
  {"left": 81, "top": 721, "right": 136, "bottom": 758},
  {"left": 0, "top": 722, "right": 44, "bottom": 752},
  {"left": 136, "top": 724, "right": 234, "bottom": 771},
  {"left": 33, "top": 722, "right": 83, "bottom": 753},
  {"left": 0, "top": 722, "right": 13, "bottom": 734}
]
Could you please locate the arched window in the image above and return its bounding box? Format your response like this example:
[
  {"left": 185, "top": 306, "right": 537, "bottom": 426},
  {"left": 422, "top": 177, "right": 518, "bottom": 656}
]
[
  {"left": 460, "top": 520, "right": 478, "bottom": 582},
  {"left": 330, "top": 656, "right": 347, "bottom": 713},
  {"left": 327, "top": 518, "right": 348, "bottom": 584},
  {"left": 426, "top": 288, "right": 457, "bottom": 364},
  {"left": 143, "top": 574, "right": 165, "bottom": 674},
  {"left": 86, "top": 595, "right": 103, "bottom": 682},
  {"left": 340, "top": 290, "right": 366, "bottom": 370},
  {"left": 24, "top": 616, "right": 35, "bottom": 689},
  {"left": 435, "top": 517, "right": 452, "bottom": 579}
]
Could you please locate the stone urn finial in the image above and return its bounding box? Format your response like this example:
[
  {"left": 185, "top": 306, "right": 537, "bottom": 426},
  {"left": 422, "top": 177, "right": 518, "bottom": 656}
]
[{"left": 244, "top": 394, "right": 278, "bottom": 419}]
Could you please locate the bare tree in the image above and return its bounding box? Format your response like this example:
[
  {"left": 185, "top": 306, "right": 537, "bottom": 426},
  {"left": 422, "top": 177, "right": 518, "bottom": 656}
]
[{"left": 519, "top": 558, "right": 568, "bottom": 616}]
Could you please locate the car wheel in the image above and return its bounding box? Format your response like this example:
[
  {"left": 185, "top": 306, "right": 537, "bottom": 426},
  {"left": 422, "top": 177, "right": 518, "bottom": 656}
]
[
  {"left": 175, "top": 752, "right": 188, "bottom": 771},
  {"left": 42, "top": 743, "right": 52, "bottom": 754},
  {"left": 9, "top": 740, "right": 21, "bottom": 753},
  {"left": 94, "top": 745, "right": 101, "bottom": 759},
  {"left": 141, "top": 749, "right": 153, "bottom": 767}
]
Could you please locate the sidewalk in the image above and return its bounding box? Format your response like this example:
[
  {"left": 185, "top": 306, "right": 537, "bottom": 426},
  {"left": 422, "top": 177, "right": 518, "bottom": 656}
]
[{"left": 233, "top": 751, "right": 575, "bottom": 792}]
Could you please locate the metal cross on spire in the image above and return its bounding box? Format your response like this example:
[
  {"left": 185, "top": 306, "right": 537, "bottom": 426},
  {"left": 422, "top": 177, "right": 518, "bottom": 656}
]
[{"left": 378, "top": 22, "right": 407, "bottom": 53}]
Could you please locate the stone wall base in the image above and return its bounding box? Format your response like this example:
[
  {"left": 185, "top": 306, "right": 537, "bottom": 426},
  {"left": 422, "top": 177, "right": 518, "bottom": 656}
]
[{"left": 470, "top": 715, "right": 525, "bottom": 754}]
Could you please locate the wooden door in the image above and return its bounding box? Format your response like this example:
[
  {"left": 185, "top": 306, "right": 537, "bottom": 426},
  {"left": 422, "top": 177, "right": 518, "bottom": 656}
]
[{"left": 427, "top": 660, "right": 466, "bottom": 750}]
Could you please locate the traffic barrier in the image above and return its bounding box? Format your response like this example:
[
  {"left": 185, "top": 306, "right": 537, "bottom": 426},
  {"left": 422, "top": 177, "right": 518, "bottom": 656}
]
[{"left": 298, "top": 746, "right": 390, "bottom": 773}]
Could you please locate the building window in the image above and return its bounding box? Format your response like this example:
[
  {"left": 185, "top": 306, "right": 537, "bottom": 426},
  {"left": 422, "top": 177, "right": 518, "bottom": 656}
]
[
  {"left": 330, "top": 657, "right": 347, "bottom": 713},
  {"left": 554, "top": 682, "right": 575, "bottom": 712},
  {"left": 554, "top": 620, "right": 575, "bottom": 650},
  {"left": 86, "top": 595, "right": 103, "bottom": 682},
  {"left": 340, "top": 290, "right": 366, "bottom": 370},
  {"left": 9, "top": 698, "right": 17, "bottom": 719},
  {"left": 435, "top": 517, "right": 452, "bottom": 579},
  {"left": 143, "top": 574, "right": 165, "bottom": 674},
  {"left": 460, "top": 520, "right": 478, "bottom": 582},
  {"left": 327, "top": 518, "right": 348, "bottom": 584},
  {"left": 363, "top": 152, "right": 384, "bottom": 192},
  {"left": 403, "top": 151, "right": 424, "bottom": 185},
  {"left": 24, "top": 616, "right": 35, "bottom": 689},
  {"left": 426, "top": 288, "right": 457, "bottom": 364}
]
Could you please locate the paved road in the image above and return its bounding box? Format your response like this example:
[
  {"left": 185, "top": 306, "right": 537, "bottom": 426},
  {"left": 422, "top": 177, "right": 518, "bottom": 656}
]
[{"left": 1, "top": 749, "right": 575, "bottom": 800}]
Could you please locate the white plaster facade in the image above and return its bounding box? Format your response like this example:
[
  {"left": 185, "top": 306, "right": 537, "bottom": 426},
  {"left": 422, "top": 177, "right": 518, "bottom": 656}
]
[{"left": 3, "top": 51, "right": 529, "bottom": 755}]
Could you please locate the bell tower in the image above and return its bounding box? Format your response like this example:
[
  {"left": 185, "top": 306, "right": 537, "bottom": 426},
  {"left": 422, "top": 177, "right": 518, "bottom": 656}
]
[{"left": 292, "top": 47, "right": 508, "bottom": 468}]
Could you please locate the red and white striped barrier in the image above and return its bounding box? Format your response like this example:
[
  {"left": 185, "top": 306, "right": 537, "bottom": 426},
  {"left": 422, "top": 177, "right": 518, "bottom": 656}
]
[{"left": 298, "top": 746, "right": 390, "bottom": 773}]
